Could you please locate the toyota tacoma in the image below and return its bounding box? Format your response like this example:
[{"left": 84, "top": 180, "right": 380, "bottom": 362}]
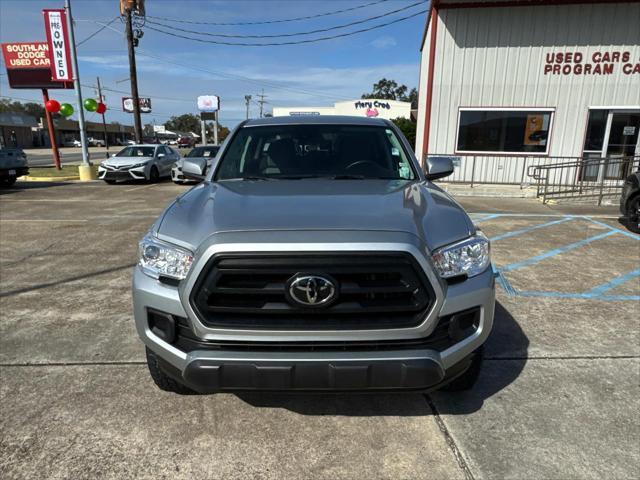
[{"left": 133, "top": 116, "right": 494, "bottom": 394}]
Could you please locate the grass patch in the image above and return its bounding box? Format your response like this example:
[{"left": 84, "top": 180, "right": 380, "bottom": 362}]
[{"left": 27, "top": 165, "right": 98, "bottom": 178}]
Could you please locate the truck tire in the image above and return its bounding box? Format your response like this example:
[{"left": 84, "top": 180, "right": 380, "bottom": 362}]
[
  {"left": 625, "top": 195, "right": 639, "bottom": 234},
  {"left": 145, "top": 347, "right": 197, "bottom": 395},
  {"left": 441, "top": 346, "right": 484, "bottom": 392},
  {"left": 1, "top": 175, "right": 17, "bottom": 187}
]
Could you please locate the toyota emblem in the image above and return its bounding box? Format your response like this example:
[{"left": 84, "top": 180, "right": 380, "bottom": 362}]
[{"left": 287, "top": 275, "right": 337, "bottom": 307}]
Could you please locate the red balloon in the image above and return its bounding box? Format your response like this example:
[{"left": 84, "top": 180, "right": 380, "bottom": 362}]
[
  {"left": 96, "top": 102, "right": 107, "bottom": 114},
  {"left": 45, "top": 99, "right": 61, "bottom": 113}
]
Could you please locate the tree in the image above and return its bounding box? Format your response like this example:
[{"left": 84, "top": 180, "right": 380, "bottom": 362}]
[
  {"left": 165, "top": 113, "right": 229, "bottom": 142},
  {"left": 0, "top": 99, "right": 45, "bottom": 119},
  {"left": 362, "top": 79, "right": 419, "bottom": 108},
  {"left": 391, "top": 117, "right": 417, "bottom": 149}
]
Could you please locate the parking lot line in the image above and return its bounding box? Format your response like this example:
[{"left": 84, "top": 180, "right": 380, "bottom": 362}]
[
  {"left": 125, "top": 184, "right": 158, "bottom": 192},
  {"left": 586, "top": 268, "right": 640, "bottom": 296},
  {"left": 490, "top": 217, "right": 574, "bottom": 241},
  {"left": 500, "top": 230, "right": 617, "bottom": 272}
]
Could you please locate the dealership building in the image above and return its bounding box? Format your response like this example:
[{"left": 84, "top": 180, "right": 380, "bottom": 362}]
[
  {"left": 415, "top": 0, "right": 640, "bottom": 184},
  {"left": 273, "top": 99, "right": 412, "bottom": 120}
]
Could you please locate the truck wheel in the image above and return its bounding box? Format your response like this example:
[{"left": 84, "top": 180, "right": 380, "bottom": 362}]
[
  {"left": 441, "top": 346, "right": 484, "bottom": 392},
  {"left": 145, "top": 347, "right": 196, "bottom": 395},
  {"left": 1, "top": 175, "right": 17, "bottom": 187},
  {"left": 626, "top": 195, "right": 639, "bottom": 234}
]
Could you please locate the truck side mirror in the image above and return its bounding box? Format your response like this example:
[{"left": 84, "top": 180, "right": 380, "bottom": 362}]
[
  {"left": 425, "top": 156, "right": 455, "bottom": 181},
  {"left": 182, "top": 158, "right": 207, "bottom": 181}
]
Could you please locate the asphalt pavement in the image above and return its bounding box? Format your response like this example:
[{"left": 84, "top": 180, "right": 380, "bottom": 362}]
[{"left": 0, "top": 180, "right": 638, "bottom": 479}]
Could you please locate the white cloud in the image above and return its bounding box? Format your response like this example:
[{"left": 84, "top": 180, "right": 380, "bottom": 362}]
[{"left": 370, "top": 36, "right": 398, "bottom": 49}]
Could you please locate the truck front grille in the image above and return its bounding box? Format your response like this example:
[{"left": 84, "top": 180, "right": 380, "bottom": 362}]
[{"left": 190, "top": 253, "right": 435, "bottom": 330}]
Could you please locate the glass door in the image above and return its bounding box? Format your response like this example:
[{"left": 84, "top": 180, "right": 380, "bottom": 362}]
[
  {"left": 604, "top": 112, "right": 640, "bottom": 179},
  {"left": 581, "top": 109, "right": 640, "bottom": 181}
]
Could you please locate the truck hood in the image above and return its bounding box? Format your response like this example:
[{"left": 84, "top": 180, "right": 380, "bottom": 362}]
[{"left": 156, "top": 180, "right": 475, "bottom": 251}]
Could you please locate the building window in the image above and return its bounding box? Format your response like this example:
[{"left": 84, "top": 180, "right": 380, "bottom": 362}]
[{"left": 456, "top": 108, "right": 554, "bottom": 155}]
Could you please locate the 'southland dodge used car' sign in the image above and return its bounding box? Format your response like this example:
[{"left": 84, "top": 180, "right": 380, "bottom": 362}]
[{"left": 43, "top": 9, "right": 72, "bottom": 82}]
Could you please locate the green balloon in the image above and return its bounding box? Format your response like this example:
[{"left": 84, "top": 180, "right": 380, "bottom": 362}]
[
  {"left": 59, "top": 103, "right": 74, "bottom": 117},
  {"left": 84, "top": 98, "right": 98, "bottom": 112}
]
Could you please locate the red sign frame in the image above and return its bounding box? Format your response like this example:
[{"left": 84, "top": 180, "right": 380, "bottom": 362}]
[{"left": 43, "top": 9, "right": 73, "bottom": 82}]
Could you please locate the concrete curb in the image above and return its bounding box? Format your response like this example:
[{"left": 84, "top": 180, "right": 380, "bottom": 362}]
[{"left": 19, "top": 175, "right": 80, "bottom": 182}]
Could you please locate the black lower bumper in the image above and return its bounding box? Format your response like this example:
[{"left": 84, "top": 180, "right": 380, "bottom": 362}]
[
  {"left": 174, "top": 356, "right": 448, "bottom": 393},
  {"left": 0, "top": 167, "right": 28, "bottom": 178}
]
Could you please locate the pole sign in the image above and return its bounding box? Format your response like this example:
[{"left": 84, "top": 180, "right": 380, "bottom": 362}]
[
  {"left": 1, "top": 41, "right": 72, "bottom": 89},
  {"left": 197, "top": 95, "right": 220, "bottom": 112},
  {"left": 122, "top": 97, "right": 152, "bottom": 113},
  {"left": 43, "top": 9, "right": 72, "bottom": 82}
]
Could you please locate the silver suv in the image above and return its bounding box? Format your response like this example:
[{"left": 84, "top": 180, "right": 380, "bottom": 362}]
[{"left": 133, "top": 116, "right": 494, "bottom": 394}]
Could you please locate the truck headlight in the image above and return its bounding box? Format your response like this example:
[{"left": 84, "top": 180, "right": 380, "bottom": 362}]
[
  {"left": 138, "top": 235, "right": 193, "bottom": 280},
  {"left": 431, "top": 233, "right": 490, "bottom": 279}
]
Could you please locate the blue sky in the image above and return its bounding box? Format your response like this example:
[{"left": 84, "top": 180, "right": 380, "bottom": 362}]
[{"left": 0, "top": 0, "right": 427, "bottom": 128}]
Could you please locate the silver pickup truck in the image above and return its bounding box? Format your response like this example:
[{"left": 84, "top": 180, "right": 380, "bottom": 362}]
[{"left": 133, "top": 116, "right": 494, "bottom": 394}]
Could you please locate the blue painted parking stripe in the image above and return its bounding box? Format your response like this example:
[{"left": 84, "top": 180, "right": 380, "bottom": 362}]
[
  {"left": 474, "top": 213, "right": 502, "bottom": 223},
  {"left": 500, "top": 230, "right": 616, "bottom": 272},
  {"left": 490, "top": 217, "right": 574, "bottom": 242},
  {"left": 586, "top": 268, "right": 640, "bottom": 296},
  {"left": 492, "top": 266, "right": 517, "bottom": 295},
  {"left": 516, "top": 290, "right": 640, "bottom": 301},
  {"left": 581, "top": 216, "right": 640, "bottom": 241}
]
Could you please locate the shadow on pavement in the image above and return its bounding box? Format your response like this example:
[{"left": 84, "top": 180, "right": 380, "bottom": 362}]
[
  {"left": 0, "top": 181, "right": 75, "bottom": 195},
  {"left": 237, "top": 301, "right": 528, "bottom": 416}
]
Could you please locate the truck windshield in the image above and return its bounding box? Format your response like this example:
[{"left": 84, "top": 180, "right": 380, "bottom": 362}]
[
  {"left": 215, "top": 124, "right": 416, "bottom": 180},
  {"left": 116, "top": 146, "right": 155, "bottom": 157}
]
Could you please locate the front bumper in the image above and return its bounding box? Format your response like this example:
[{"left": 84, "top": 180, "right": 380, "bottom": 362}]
[
  {"left": 99, "top": 166, "right": 146, "bottom": 181},
  {"left": 133, "top": 233, "right": 495, "bottom": 392}
]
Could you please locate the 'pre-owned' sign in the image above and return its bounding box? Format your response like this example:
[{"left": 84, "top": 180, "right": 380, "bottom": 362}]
[
  {"left": 544, "top": 51, "right": 640, "bottom": 75},
  {"left": 1, "top": 42, "right": 50, "bottom": 69},
  {"left": 43, "top": 9, "right": 72, "bottom": 81}
]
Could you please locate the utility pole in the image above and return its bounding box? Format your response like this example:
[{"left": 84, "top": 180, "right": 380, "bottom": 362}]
[
  {"left": 64, "top": 0, "right": 90, "bottom": 169},
  {"left": 256, "top": 89, "right": 267, "bottom": 118},
  {"left": 244, "top": 95, "right": 252, "bottom": 120},
  {"left": 41, "top": 89, "right": 61, "bottom": 170},
  {"left": 124, "top": 5, "right": 142, "bottom": 143},
  {"left": 213, "top": 111, "right": 219, "bottom": 145},
  {"left": 96, "top": 77, "right": 110, "bottom": 156}
]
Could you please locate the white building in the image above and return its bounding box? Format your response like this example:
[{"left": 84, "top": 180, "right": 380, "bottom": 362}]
[
  {"left": 273, "top": 99, "right": 412, "bottom": 121},
  {"left": 415, "top": 0, "right": 640, "bottom": 184}
]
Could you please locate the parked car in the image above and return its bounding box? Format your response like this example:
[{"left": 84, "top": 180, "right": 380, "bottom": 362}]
[
  {"left": 87, "top": 137, "right": 106, "bottom": 147},
  {"left": 63, "top": 139, "right": 81, "bottom": 147},
  {"left": 0, "top": 147, "right": 28, "bottom": 186},
  {"left": 171, "top": 145, "right": 220, "bottom": 184},
  {"left": 134, "top": 116, "right": 494, "bottom": 395},
  {"left": 98, "top": 144, "right": 180, "bottom": 184},
  {"left": 177, "top": 137, "right": 195, "bottom": 148},
  {"left": 620, "top": 169, "right": 639, "bottom": 233}
]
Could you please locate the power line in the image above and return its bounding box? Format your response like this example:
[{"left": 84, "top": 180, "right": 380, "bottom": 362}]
[
  {"left": 134, "top": 49, "right": 350, "bottom": 102},
  {"left": 144, "top": 9, "right": 428, "bottom": 47},
  {"left": 145, "top": 1, "right": 425, "bottom": 39},
  {"left": 77, "top": 16, "right": 120, "bottom": 47},
  {"left": 79, "top": 20, "right": 354, "bottom": 101},
  {"left": 145, "top": 0, "right": 390, "bottom": 26}
]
